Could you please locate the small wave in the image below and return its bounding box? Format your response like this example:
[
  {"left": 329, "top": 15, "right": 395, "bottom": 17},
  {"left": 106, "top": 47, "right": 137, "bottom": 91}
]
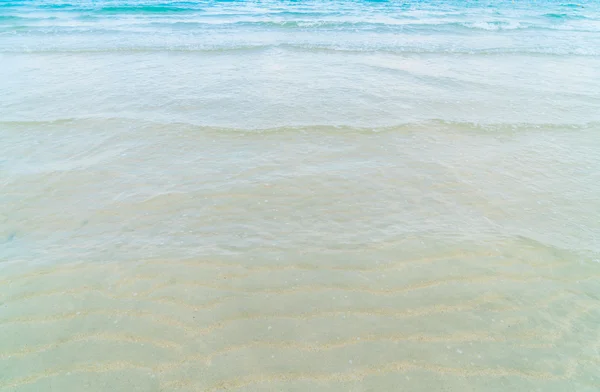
[
  {"left": 547, "top": 12, "right": 570, "bottom": 19},
  {"left": 1, "top": 118, "right": 596, "bottom": 134},
  {"left": 152, "top": 20, "right": 387, "bottom": 29},
  {"left": 75, "top": 14, "right": 100, "bottom": 21},
  {"left": 3, "top": 43, "right": 598, "bottom": 57},
  {"left": 34, "top": 2, "right": 200, "bottom": 12},
  {"left": 0, "top": 43, "right": 273, "bottom": 54},
  {"left": 98, "top": 5, "right": 199, "bottom": 13},
  {"left": 0, "top": 15, "right": 61, "bottom": 24},
  {"left": 460, "top": 21, "right": 524, "bottom": 31},
  {"left": 543, "top": 12, "right": 586, "bottom": 20},
  {"left": 4, "top": 16, "right": 598, "bottom": 33},
  {"left": 0, "top": 15, "right": 23, "bottom": 22},
  {"left": 37, "top": 3, "right": 77, "bottom": 9}
]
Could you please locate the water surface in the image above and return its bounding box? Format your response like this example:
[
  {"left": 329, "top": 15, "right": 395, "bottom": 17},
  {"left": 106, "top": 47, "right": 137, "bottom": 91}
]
[{"left": 1, "top": 1, "right": 600, "bottom": 391}]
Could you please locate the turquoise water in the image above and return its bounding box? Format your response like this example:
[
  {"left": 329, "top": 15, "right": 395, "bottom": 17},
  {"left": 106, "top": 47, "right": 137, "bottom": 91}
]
[
  {"left": 1, "top": 1, "right": 600, "bottom": 391},
  {"left": 2, "top": 1, "right": 600, "bottom": 127}
]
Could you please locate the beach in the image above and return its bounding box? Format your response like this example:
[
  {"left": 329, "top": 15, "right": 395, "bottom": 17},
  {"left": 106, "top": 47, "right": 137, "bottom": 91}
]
[{"left": 1, "top": 1, "right": 600, "bottom": 391}]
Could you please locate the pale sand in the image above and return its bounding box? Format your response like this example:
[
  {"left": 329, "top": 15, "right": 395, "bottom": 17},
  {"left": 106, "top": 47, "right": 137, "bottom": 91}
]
[{"left": 1, "top": 237, "right": 598, "bottom": 391}]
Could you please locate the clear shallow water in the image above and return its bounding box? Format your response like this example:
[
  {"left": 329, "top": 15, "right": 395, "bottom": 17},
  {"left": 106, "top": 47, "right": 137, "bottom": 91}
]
[{"left": 1, "top": 1, "right": 600, "bottom": 391}]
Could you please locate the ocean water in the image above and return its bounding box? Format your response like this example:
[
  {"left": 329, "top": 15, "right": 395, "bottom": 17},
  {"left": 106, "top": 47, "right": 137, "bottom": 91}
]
[{"left": 1, "top": 0, "right": 600, "bottom": 391}]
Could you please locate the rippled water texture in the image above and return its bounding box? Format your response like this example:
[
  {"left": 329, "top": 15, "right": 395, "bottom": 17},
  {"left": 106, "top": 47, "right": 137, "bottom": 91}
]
[{"left": 1, "top": 1, "right": 600, "bottom": 391}]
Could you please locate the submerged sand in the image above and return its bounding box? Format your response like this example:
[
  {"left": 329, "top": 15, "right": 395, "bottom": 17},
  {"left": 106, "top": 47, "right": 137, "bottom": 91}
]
[{"left": 1, "top": 233, "right": 599, "bottom": 391}]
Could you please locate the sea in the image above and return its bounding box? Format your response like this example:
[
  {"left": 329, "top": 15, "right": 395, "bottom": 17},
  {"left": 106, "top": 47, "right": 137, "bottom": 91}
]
[{"left": 1, "top": 0, "right": 600, "bottom": 391}]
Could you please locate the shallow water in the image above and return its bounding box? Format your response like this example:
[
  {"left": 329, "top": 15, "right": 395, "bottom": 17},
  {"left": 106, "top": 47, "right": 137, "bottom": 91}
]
[{"left": 1, "top": 1, "right": 600, "bottom": 391}]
